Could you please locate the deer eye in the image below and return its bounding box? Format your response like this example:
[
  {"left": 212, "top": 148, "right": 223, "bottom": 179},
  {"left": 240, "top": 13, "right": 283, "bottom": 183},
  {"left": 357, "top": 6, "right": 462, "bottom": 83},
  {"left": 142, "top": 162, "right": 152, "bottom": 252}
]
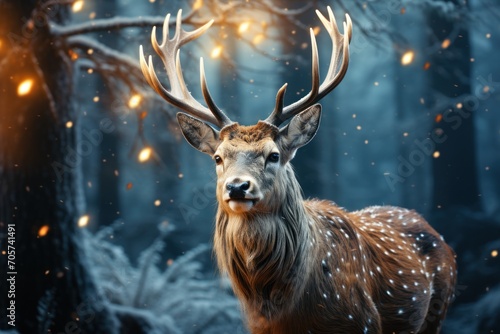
[
  {"left": 267, "top": 152, "right": 280, "bottom": 163},
  {"left": 214, "top": 155, "right": 223, "bottom": 165}
]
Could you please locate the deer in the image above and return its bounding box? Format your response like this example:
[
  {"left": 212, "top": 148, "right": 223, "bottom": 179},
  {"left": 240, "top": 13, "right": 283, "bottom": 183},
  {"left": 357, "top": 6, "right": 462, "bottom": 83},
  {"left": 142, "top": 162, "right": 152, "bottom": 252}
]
[{"left": 139, "top": 7, "right": 457, "bottom": 334}]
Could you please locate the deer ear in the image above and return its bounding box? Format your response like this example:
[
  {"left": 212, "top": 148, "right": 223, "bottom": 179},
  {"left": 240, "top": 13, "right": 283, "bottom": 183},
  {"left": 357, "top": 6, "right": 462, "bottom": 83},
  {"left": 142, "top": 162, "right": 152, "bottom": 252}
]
[
  {"left": 177, "top": 113, "right": 220, "bottom": 155},
  {"left": 277, "top": 104, "right": 321, "bottom": 160}
]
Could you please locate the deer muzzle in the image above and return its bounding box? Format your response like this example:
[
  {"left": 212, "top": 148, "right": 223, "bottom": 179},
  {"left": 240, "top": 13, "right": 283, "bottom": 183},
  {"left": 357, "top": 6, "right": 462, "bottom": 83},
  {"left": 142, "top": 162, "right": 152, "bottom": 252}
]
[{"left": 223, "top": 177, "right": 261, "bottom": 213}]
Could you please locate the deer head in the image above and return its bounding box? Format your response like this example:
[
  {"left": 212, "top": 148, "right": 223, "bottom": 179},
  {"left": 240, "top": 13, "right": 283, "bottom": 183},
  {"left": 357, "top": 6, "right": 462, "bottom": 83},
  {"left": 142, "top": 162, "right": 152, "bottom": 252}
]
[{"left": 140, "top": 7, "right": 352, "bottom": 215}]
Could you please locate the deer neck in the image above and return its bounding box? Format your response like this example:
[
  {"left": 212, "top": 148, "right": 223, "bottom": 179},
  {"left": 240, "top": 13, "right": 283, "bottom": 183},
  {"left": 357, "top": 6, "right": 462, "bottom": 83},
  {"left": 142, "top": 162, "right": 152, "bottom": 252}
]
[{"left": 214, "top": 164, "right": 314, "bottom": 318}]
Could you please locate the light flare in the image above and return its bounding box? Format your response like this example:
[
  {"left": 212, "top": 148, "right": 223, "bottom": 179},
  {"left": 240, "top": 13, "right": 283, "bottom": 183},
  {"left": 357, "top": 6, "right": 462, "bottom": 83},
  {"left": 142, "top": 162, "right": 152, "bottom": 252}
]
[
  {"left": 211, "top": 46, "right": 222, "bottom": 58},
  {"left": 193, "top": 0, "right": 203, "bottom": 10},
  {"left": 72, "top": 0, "right": 84, "bottom": 12},
  {"left": 17, "top": 79, "right": 34, "bottom": 96},
  {"left": 252, "top": 34, "right": 265, "bottom": 45},
  {"left": 238, "top": 22, "right": 251, "bottom": 34},
  {"left": 138, "top": 147, "right": 152, "bottom": 162},
  {"left": 128, "top": 94, "right": 142, "bottom": 108},
  {"left": 401, "top": 50, "right": 415, "bottom": 66},
  {"left": 441, "top": 39, "right": 451, "bottom": 49},
  {"left": 38, "top": 225, "right": 50, "bottom": 237},
  {"left": 78, "top": 215, "right": 89, "bottom": 227}
]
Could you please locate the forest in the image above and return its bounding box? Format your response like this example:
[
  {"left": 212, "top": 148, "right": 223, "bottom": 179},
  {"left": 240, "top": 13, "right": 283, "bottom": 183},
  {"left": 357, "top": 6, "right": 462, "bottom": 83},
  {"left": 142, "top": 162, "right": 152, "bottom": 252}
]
[{"left": 0, "top": 0, "right": 499, "bottom": 333}]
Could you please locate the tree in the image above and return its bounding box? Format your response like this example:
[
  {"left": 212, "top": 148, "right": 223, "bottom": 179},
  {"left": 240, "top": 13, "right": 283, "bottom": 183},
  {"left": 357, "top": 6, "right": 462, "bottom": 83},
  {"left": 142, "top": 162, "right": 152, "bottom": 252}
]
[
  {"left": 0, "top": 1, "right": 307, "bottom": 332},
  {"left": 426, "top": 0, "right": 481, "bottom": 211},
  {"left": 0, "top": 1, "right": 117, "bottom": 332}
]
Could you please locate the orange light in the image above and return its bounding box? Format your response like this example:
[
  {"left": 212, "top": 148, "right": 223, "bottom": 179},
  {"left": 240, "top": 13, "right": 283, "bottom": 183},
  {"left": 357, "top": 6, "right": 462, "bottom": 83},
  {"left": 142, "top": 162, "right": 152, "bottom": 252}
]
[
  {"left": 72, "top": 0, "right": 84, "bottom": 12},
  {"left": 312, "top": 26, "right": 321, "bottom": 36},
  {"left": 17, "top": 79, "right": 34, "bottom": 96},
  {"left": 211, "top": 46, "right": 222, "bottom": 58},
  {"left": 252, "top": 34, "right": 265, "bottom": 45},
  {"left": 441, "top": 39, "right": 451, "bottom": 49},
  {"left": 433, "top": 151, "right": 440, "bottom": 158},
  {"left": 193, "top": 0, "right": 203, "bottom": 10},
  {"left": 78, "top": 215, "right": 89, "bottom": 227},
  {"left": 68, "top": 49, "right": 79, "bottom": 61},
  {"left": 401, "top": 50, "right": 415, "bottom": 66},
  {"left": 66, "top": 121, "right": 73, "bottom": 128},
  {"left": 238, "top": 22, "right": 251, "bottom": 34},
  {"left": 38, "top": 225, "right": 50, "bottom": 237},
  {"left": 138, "top": 147, "right": 152, "bottom": 162},
  {"left": 435, "top": 114, "right": 443, "bottom": 123},
  {"left": 128, "top": 94, "right": 142, "bottom": 108},
  {"left": 423, "top": 62, "right": 431, "bottom": 70},
  {"left": 492, "top": 250, "right": 498, "bottom": 258}
]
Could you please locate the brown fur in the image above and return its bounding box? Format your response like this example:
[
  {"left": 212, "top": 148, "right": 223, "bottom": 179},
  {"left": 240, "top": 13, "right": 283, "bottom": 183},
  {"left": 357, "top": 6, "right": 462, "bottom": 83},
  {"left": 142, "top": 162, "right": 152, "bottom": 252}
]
[{"left": 212, "top": 125, "right": 457, "bottom": 334}]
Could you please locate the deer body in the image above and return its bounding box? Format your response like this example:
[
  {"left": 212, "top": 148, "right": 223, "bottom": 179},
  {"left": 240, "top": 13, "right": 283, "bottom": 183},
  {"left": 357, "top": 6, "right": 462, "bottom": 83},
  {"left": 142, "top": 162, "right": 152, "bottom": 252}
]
[
  {"left": 140, "top": 7, "right": 456, "bottom": 333},
  {"left": 210, "top": 123, "right": 456, "bottom": 334}
]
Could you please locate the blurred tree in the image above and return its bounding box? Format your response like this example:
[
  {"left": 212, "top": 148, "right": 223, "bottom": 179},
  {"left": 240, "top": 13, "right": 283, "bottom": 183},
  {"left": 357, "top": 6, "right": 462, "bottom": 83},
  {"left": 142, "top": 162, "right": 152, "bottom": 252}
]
[
  {"left": 0, "top": 1, "right": 117, "bottom": 332},
  {"left": 426, "top": 0, "right": 481, "bottom": 211}
]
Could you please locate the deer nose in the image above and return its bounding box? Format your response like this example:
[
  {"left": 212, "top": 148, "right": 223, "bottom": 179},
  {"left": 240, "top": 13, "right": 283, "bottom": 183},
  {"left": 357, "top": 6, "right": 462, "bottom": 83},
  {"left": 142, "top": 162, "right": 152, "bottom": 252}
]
[{"left": 226, "top": 180, "right": 251, "bottom": 199}]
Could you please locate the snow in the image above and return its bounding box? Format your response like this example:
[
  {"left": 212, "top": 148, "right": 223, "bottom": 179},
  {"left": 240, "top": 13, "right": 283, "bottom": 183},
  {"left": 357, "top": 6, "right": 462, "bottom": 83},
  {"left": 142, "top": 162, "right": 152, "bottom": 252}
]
[{"left": 81, "top": 223, "right": 246, "bottom": 333}]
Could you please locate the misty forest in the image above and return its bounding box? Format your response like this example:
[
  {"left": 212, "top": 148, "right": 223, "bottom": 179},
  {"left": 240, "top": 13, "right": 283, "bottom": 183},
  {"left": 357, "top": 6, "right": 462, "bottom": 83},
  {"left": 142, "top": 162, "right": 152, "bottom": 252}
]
[{"left": 1, "top": 0, "right": 499, "bottom": 333}]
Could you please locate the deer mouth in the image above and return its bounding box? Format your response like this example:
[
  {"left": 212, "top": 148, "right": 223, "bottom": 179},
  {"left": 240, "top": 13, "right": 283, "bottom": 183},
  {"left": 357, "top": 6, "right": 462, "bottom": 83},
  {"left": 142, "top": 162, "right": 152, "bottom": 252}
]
[{"left": 226, "top": 198, "right": 258, "bottom": 213}]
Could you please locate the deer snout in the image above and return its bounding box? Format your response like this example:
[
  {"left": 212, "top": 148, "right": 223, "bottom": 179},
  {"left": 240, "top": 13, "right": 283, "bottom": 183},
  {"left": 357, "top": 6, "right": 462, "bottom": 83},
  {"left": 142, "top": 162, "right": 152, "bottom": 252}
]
[
  {"left": 226, "top": 180, "right": 250, "bottom": 199},
  {"left": 223, "top": 177, "right": 261, "bottom": 213}
]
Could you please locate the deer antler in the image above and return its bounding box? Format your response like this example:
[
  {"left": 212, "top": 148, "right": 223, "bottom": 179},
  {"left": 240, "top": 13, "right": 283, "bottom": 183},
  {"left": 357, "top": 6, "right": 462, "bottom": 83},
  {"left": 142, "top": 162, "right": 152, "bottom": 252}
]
[
  {"left": 265, "top": 6, "right": 353, "bottom": 127},
  {"left": 139, "top": 10, "right": 232, "bottom": 128}
]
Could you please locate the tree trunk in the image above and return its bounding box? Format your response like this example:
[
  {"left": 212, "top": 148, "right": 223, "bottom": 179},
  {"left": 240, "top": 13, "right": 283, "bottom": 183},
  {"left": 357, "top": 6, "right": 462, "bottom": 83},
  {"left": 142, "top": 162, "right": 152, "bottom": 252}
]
[
  {"left": 427, "top": 0, "right": 481, "bottom": 211},
  {"left": 0, "top": 1, "right": 117, "bottom": 332}
]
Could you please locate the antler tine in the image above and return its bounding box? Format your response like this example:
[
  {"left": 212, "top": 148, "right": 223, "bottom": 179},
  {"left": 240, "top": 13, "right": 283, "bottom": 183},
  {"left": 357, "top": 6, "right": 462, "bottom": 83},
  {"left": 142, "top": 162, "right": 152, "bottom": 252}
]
[
  {"left": 265, "top": 6, "right": 352, "bottom": 127},
  {"left": 139, "top": 9, "right": 232, "bottom": 129}
]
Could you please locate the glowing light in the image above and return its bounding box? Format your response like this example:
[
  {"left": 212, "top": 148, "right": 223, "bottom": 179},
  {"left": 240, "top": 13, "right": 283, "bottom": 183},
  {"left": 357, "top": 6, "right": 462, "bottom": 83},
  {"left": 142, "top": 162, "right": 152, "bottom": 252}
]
[
  {"left": 138, "top": 147, "right": 152, "bottom": 162},
  {"left": 154, "top": 199, "right": 161, "bottom": 207},
  {"left": 486, "top": 33, "right": 491, "bottom": 39},
  {"left": 456, "top": 102, "right": 463, "bottom": 109},
  {"left": 252, "top": 34, "right": 265, "bottom": 45},
  {"left": 492, "top": 250, "right": 498, "bottom": 258},
  {"left": 435, "top": 114, "right": 443, "bottom": 123},
  {"left": 193, "top": 0, "right": 203, "bottom": 10},
  {"left": 238, "top": 22, "right": 251, "bottom": 34},
  {"left": 313, "top": 26, "right": 321, "bottom": 36},
  {"left": 401, "top": 50, "right": 415, "bottom": 66},
  {"left": 87, "top": 48, "right": 94, "bottom": 55},
  {"left": 66, "top": 121, "right": 73, "bottom": 128},
  {"left": 78, "top": 215, "right": 89, "bottom": 227},
  {"left": 93, "top": 96, "right": 99, "bottom": 102},
  {"left": 433, "top": 151, "right": 440, "bottom": 158},
  {"left": 211, "top": 46, "right": 222, "bottom": 58},
  {"left": 423, "top": 62, "right": 431, "bottom": 70},
  {"left": 441, "top": 39, "right": 451, "bottom": 49},
  {"left": 17, "top": 79, "right": 34, "bottom": 96},
  {"left": 38, "top": 225, "right": 50, "bottom": 237},
  {"left": 128, "top": 94, "right": 142, "bottom": 108},
  {"left": 126, "top": 182, "right": 133, "bottom": 190},
  {"left": 72, "top": 0, "right": 84, "bottom": 12},
  {"left": 68, "top": 49, "right": 79, "bottom": 61}
]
